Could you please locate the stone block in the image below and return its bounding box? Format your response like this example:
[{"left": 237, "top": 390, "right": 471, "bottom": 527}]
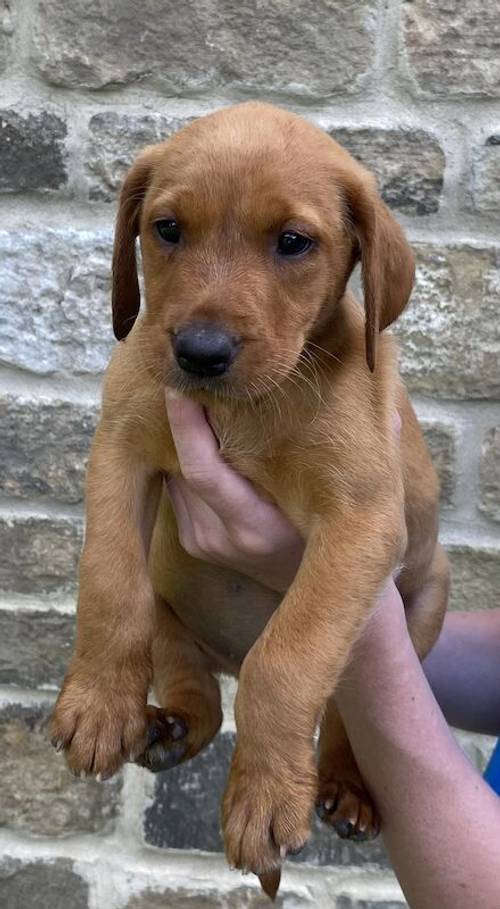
[
  {"left": 329, "top": 127, "right": 444, "bottom": 215},
  {"left": 0, "top": 395, "right": 98, "bottom": 504},
  {"left": 0, "top": 229, "right": 114, "bottom": 375},
  {"left": 402, "top": 0, "right": 500, "bottom": 98},
  {"left": 31, "top": 0, "right": 377, "bottom": 98},
  {"left": 0, "top": 513, "right": 83, "bottom": 595},
  {"left": 479, "top": 427, "right": 500, "bottom": 522},
  {"left": 395, "top": 245, "right": 500, "bottom": 399},
  {"left": 0, "top": 607, "right": 75, "bottom": 689},
  {"left": 0, "top": 110, "right": 67, "bottom": 192},
  {"left": 0, "top": 702, "right": 121, "bottom": 836},
  {"left": 86, "top": 111, "right": 195, "bottom": 202}
]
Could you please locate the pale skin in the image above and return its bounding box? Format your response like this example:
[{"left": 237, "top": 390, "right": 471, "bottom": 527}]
[{"left": 165, "top": 390, "right": 500, "bottom": 909}]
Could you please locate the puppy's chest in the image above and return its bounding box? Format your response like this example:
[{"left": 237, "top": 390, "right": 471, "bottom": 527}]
[{"left": 211, "top": 411, "right": 313, "bottom": 531}]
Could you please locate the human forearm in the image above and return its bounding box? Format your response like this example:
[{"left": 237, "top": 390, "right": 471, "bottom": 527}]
[{"left": 336, "top": 586, "right": 500, "bottom": 909}]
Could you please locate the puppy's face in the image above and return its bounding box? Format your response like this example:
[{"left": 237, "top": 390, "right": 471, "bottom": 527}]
[{"left": 113, "top": 103, "right": 414, "bottom": 397}]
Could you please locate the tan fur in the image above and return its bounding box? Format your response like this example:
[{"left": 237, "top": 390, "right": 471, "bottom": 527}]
[{"left": 51, "top": 102, "right": 449, "bottom": 883}]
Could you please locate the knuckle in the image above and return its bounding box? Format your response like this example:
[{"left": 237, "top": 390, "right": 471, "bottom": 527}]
[{"left": 181, "top": 465, "right": 213, "bottom": 492}]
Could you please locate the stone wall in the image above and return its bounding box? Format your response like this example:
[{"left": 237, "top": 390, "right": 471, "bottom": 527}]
[{"left": 0, "top": 1, "right": 499, "bottom": 907}]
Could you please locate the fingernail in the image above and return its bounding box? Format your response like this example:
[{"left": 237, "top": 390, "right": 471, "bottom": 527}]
[{"left": 165, "top": 388, "right": 181, "bottom": 401}]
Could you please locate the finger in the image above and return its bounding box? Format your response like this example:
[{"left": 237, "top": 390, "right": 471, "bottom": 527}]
[
  {"left": 166, "top": 477, "right": 199, "bottom": 553},
  {"left": 165, "top": 390, "right": 263, "bottom": 524}
]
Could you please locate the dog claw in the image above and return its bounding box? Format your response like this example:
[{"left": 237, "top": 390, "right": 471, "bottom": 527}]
[{"left": 258, "top": 869, "right": 281, "bottom": 901}]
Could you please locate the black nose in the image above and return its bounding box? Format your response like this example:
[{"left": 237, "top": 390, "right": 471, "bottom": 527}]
[{"left": 172, "top": 323, "right": 239, "bottom": 377}]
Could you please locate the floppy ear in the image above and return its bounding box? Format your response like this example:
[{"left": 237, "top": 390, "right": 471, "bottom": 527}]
[
  {"left": 112, "top": 147, "right": 159, "bottom": 341},
  {"left": 341, "top": 166, "right": 415, "bottom": 372}
]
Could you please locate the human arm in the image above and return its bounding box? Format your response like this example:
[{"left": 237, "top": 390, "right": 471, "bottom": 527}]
[
  {"left": 335, "top": 581, "right": 500, "bottom": 909},
  {"left": 423, "top": 608, "right": 500, "bottom": 735}
]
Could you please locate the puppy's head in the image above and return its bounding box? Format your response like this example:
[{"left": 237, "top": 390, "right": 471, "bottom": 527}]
[{"left": 112, "top": 102, "right": 414, "bottom": 398}]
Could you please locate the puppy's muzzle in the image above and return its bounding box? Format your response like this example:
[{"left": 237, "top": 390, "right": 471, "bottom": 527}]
[{"left": 172, "top": 322, "right": 240, "bottom": 378}]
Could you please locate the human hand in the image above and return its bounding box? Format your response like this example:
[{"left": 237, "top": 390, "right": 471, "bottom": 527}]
[{"left": 165, "top": 390, "right": 304, "bottom": 592}]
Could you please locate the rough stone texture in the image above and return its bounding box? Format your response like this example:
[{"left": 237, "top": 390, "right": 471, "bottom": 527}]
[
  {"left": 471, "top": 136, "right": 500, "bottom": 213},
  {"left": 395, "top": 244, "right": 500, "bottom": 399},
  {"left": 0, "top": 858, "right": 89, "bottom": 909},
  {"left": 31, "top": 0, "right": 377, "bottom": 98},
  {"left": 126, "top": 885, "right": 313, "bottom": 908},
  {"left": 402, "top": 0, "right": 500, "bottom": 99},
  {"left": 0, "top": 395, "right": 97, "bottom": 504},
  {"left": 0, "top": 229, "right": 114, "bottom": 375},
  {"left": 144, "top": 732, "right": 389, "bottom": 868},
  {"left": 337, "top": 900, "right": 406, "bottom": 909},
  {"left": 420, "top": 421, "right": 456, "bottom": 507},
  {"left": 0, "top": 513, "right": 83, "bottom": 595},
  {"left": 0, "top": 608, "right": 75, "bottom": 688},
  {"left": 0, "top": 110, "right": 67, "bottom": 192},
  {"left": 0, "top": 1, "right": 13, "bottom": 74},
  {"left": 0, "top": 702, "right": 121, "bottom": 836},
  {"left": 446, "top": 541, "right": 500, "bottom": 612},
  {"left": 479, "top": 428, "right": 500, "bottom": 523},
  {"left": 328, "top": 127, "right": 444, "bottom": 215},
  {"left": 86, "top": 111, "right": 196, "bottom": 202}
]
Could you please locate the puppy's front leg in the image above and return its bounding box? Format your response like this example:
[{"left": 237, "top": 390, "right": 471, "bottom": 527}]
[
  {"left": 50, "top": 427, "right": 161, "bottom": 779},
  {"left": 222, "top": 505, "right": 404, "bottom": 874}
]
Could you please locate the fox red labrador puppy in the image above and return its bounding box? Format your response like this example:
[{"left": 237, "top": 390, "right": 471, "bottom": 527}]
[{"left": 51, "top": 102, "right": 449, "bottom": 896}]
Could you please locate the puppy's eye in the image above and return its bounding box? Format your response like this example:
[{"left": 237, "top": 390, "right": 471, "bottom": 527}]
[
  {"left": 277, "top": 231, "right": 313, "bottom": 257},
  {"left": 155, "top": 219, "right": 181, "bottom": 244}
]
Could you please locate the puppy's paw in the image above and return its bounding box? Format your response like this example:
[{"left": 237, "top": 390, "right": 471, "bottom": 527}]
[
  {"left": 316, "top": 778, "right": 380, "bottom": 841},
  {"left": 50, "top": 668, "right": 149, "bottom": 780},
  {"left": 135, "top": 706, "right": 188, "bottom": 772},
  {"left": 222, "top": 747, "right": 314, "bottom": 874}
]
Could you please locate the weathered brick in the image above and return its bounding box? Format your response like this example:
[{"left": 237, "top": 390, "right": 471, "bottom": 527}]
[
  {"left": 0, "top": 395, "right": 97, "bottom": 504},
  {"left": 420, "top": 421, "right": 456, "bottom": 508},
  {"left": 402, "top": 0, "right": 500, "bottom": 98},
  {"left": 471, "top": 136, "right": 500, "bottom": 213},
  {"left": 0, "top": 702, "right": 121, "bottom": 835},
  {"left": 0, "top": 0, "right": 13, "bottom": 73},
  {"left": 0, "top": 858, "right": 89, "bottom": 909},
  {"left": 0, "top": 229, "right": 114, "bottom": 375},
  {"left": 0, "top": 513, "right": 82, "bottom": 595},
  {"left": 0, "top": 608, "right": 75, "bottom": 689},
  {"left": 479, "top": 428, "right": 500, "bottom": 523},
  {"left": 0, "top": 110, "right": 67, "bottom": 192},
  {"left": 86, "top": 112, "right": 196, "bottom": 202},
  {"left": 446, "top": 541, "right": 500, "bottom": 612},
  {"left": 328, "top": 127, "right": 444, "bottom": 215},
  {"left": 395, "top": 245, "right": 500, "bottom": 399},
  {"left": 31, "top": 0, "right": 377, "bottom": 98},
  {"left": 144, "top": 731, "right": 389, "bottom": 868}
]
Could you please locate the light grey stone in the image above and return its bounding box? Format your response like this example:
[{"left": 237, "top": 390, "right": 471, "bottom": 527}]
[
  {"left": 471, "top": 136, "right": 500, "bottom": 213},
  {"left": 0, "top": 109, "right": 67, "bottom": 192},
  {"left": 402, "top": 0, "right": 500, "bottom": 98},
  {"left": 420, "top": 421, "right": 456, "bottom": 508},
  {"left": 0, "top": 859, "right": 89, "bottom": 909},
  {"left": 337, "top": 899, "right": 406, "bottom": 909},
  {"left": 395, "top": 245, "right": 500, "bottom": 399},
  {"left": 0, "top": 513, "right": 83, "bottom": 595},
  {"left": 479, "top": 427, "right": 500, "bottom": 523},
  {"left": 0, "top": 0, "right": 13, "bottom": 73},
  {"left": 0, "top": 229, "right": 114, "bottom": 375},
  {"left": 0, "top": 702, "right": 121, "bottom": 836},
  {"left": 0, "top": 395, "right": 98, "bottom": 503},
  {"left": 329, "top": 127, "right": 444, "bottom": 215},
  {"left": 86, "top": 111, "right": 196, "bottom": 202},
  {"left": 0, "top": 608, "right": 75, "bottom": 689},
  {"left": 31, "top": 0, "right": 377, "bottom": 98},
  {"left": 446, "top": 541, "right": 500, "bottom": 612}
]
